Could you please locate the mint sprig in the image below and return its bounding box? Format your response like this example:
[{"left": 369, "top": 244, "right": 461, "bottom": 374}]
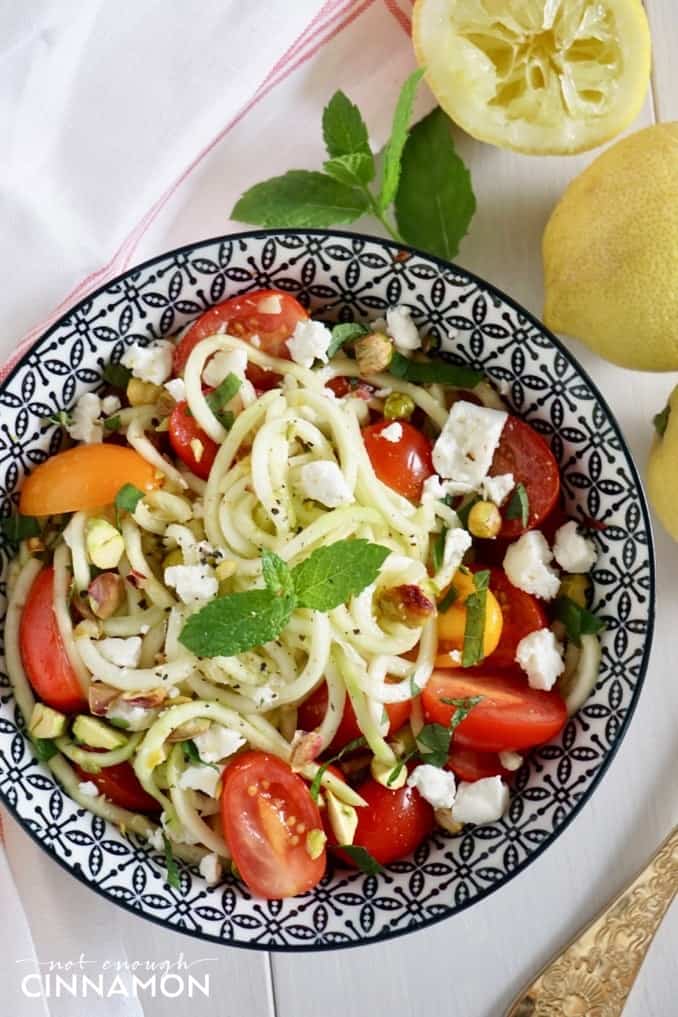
[
  {"left": 179, "top": 539, "right": 390, "bottom": 658},
  {"left": 231, "top": 77, "right": 475, "bottom": 260}
]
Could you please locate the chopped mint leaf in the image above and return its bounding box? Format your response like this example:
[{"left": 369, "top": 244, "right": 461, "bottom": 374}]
[
  {"left": 114, "top": 483, "right": 144, "bottom": 529},
  {"left": 554, "top": 596, "right": 604, "bottom": 647},
  {"left": 102, "top": 362, "right": 132, "bottom": 389},
  {"left": 339, "top": 844, "right": 384, "bottom": 875},
  {"left": 32, "top": 737, "right": 59, "bottom": 762},
  {"left": 505, "top": 482, "right": 529, "bottom": 528},
  {"left": 437, "top": 584, "right": 458, "bottom": 614},
  {"left": 309, "top": 736, "right": 366, "bottom": 802},
  {"left": 291, "top": 539, "right": 390, "bottom": 612},
  {"left": 654, "top": 405, "right": 670, "bottom": 437},
  {"left": 327, "top": 321, "right": 370, "bottom": 359},
  {"left": 378, "top": 68, "right": 426, "bottom": 211},
  {"left": 231, "top": 170, "right": 369, "bottom": 229},
  {"left": 206, "top": 372, "right": 241, "bottom": 428},
  {"left": 461, "top": 569, "right": 491, "bottom": 667},
  {"left": 431, "top": 528, "right": 447, "bottom": 573},
  {"left": 388, "top": 351, "right": 482, "bottom": 388},
  {"left": 0, "top": 514, "right": 41, "bottom": 546},
  {"left": 162, "top": 833, "right": 181, "bottom": 889},
  {"left": 417, "top": 696, "right": 482, "bottom": 767},
  {"left": 103, "top": 414, "right": 121, "bottom": 432}
]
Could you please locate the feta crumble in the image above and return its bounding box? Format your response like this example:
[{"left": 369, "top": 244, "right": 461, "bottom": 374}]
[
  {"left": 78, "top": 781, "right": 100, "bottom": 798},
  {"left": 101, "top": 394, "right": 121, "bottom": 415},
  {"left": 452, "top": 776, "right": 509, "bottom": 825},
  {"left": 199, "top": 853, "right": 223, "bottom": 885},
  {"left": 193, "top": 725, "right": 246, "bottom": 764},
  {"left": 121, "top": 340, "right": 173, "bottom": 385},
  {"left": 434, "top": 527, "right": 473, "bottom": 590},
  {"left": 407, "top": 765, "right": 456, "bottom": 810},
  {"left": 164, "top": 563, "right": 218, "bottom": 604},
  {"left": 447, "top": 649, "right": 462, "bottom": 665},
  {"left": 481, "top": 472, "right": 515, "bottom": 506},
  {"left": 67, "top": 393, "right": 103, "bottom": 444},
  {"left": 503, "top": 531, "right": 560, "bottom": 601},
  {"left": 380, "top": 421, "right": 403, "bottom": 443},
  {"left": 553, "top": 521, "right": 597, "bottom": 574},
  {"left": 286, "top": 319, "right": 332, "bottom": 368},
  {"left": 498, "top": 751, "right": 523, "bottom": 772},
  {"left": 432, "top": 401, "right": 507, "bottom": 489},
  {"left": 515, "top": 627, "right": 564, "bottom": 691},
  {"left": 385, "top": 305, "right": 421, "bottom": 352},
  {"left": 146, "top": 827, "right": 165, "bottom": 852},
  {"left": 106, "top": 700, "right": 157, "bottom": 731},
  {"left": 299, "top": 460, "right": 354, "bottom": 508},
  {"left": 202, "top": 348, "right": 248, "bottom": 388},
  {"left": 97, "top": 636, "right": 142, "bottom": 668},
  {"left": 253, "top": 685, "right": 278, "bottom": 708},
  {"left": 164, "top": 377, "right": 186, "bottom": 402},
  {"left": 178, "top": 764, "right": 224, "bottom": 797}
]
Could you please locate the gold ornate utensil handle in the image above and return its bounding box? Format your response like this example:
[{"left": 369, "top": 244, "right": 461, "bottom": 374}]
[{"left": 505, "top": 825, "right": 678, "bottom": 1017}]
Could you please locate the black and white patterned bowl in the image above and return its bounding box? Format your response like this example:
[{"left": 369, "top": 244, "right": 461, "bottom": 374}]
[{"left": 0, "top": 230, "right": 654, "bottom": 950}]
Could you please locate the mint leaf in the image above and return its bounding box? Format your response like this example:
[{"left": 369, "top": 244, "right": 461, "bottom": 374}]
[
  {"left": 505, "top": 482, "right": 529, "bottom": 527},
  {"left": 0, "top": 514, "right": 41, "bottom": 546},
  {"left": 437, "top": 584, "right": 458, "bottom": 614},
  {"left": 162, "top": 834, "right": 181, "bottom": 889},
  {"left": 389, "top": 350, "right": 482, "bottom": 388},
  {"left": 309, "top": 736, "right": 366, "bottom": 802},
  {"left": 395, "top": 107, "right": 476, "bottom": 260},
  {"left": 115, "top": 483, "right": 144, "bottom": 528},
  {"left": 431, "top": 528, "right": 447, "bottom": 573},
  {"left": 554, "top": 596, "right": 604, "bottom": 647},
  {"left": 103, "top": 415, "right": 121, "bottom": 432},
  {"left": 261, "top": 550, "right": 294, "bottom": 597},
  {"left": 339, "top": 844, "right": 384, "bottom": 874},
  {"left": 231, "top": 171, "right": 368, "bottom": 229},
  {"left": 378, "top": 68, "right": 426, "bottom": 211},
  {"left": 417, "top": 722, "right": 452, "bottom": 767},
  {"left": 32, "top": 737, "right": 58, "bottom": 762},
  {"left": 322, "top": 91, "right": 373, "bottom": 168},
  {"left": 182, "top": 739, "right": 219, "bottom": 771},
  {"left": 327, "top": 321, "right": 369, "bottom": 359},
  {"left": 206, "top": 372, "right": 241, "bottom": 428},
  {"left": 179, "top": 588, "right": 295, "bottom": 658},
  {"left": 324, "top": 153, "right": 374, "bottom": 188},
  {"left": 462, "top": 569, "right": 490, "bottom": 667},
  {"left": 291, "top": 539, "right": 390, "bottom": 611},
  {"left": 102, "top": 362, "right": 132, "bottom": 389},
  {"left": 441, "top": 696, "right": 483, "bottom": 734},
  {"left": 654, "top": 405, "right": 670, "bottom": 437}
]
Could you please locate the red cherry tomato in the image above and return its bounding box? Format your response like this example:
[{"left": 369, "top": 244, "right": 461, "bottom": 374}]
[
  {"left": 362, "top": 420, "right": 434, "bottom": 501},
  {"left": 484, "top": 567, "right": 548, "bottom": 670},
  {"left": 446, "top": 744, "right": 511, "bottom": 782},
  {"left": 423, "top": 669, "right": 567, "bottom": 753},
  {"left": 221, "top": 751, "right": 325, "bottom": 899},
  {"left": 19, "top": 567, "right": 87, "bottom": 713},
  {"left": 334, "top": 778, "right": 434, "bottom": 867},
  {"left": 73, "top": 761, "right": 160, "bottom": 813},
  {"left": 173, "top": 289, "right": 308, "bottom": 391},
  {"left": 297, "top": 682, "right": 412, "bottom": 755},
  {"left": 489, "top": 415, "right": 560, "bottom": 538},
  {"left": 168, "top": 401, "right": 219, "bottom": 480}
]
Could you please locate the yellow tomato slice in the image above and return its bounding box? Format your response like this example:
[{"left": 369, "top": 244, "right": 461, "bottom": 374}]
[
  {"left": 436, "top": 570, "right": 503, "bottom": 664},
  {"left": 20, "top": 445, "right": 159, "bottom": 516}
]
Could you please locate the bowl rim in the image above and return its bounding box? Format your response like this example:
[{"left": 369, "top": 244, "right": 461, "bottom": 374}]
[{"left": 0, "top": 227, "right": 656, "bottom": 952}]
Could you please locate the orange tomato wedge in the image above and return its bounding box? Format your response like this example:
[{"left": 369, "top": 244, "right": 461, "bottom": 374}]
[{"left": 20, "top": 445, "right": 159, "bottom": 516}]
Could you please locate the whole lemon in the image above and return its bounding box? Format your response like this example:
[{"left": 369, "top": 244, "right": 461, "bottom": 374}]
[
  {"left": 647, "top": 386, "right": 678, "bottom": 542},
  {"left": 543, "top": 123, "right": 678, "bottom": 370}
]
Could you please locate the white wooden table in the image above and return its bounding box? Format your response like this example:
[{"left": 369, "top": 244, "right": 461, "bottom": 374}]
[{"left": 3, "top": 3, "right": 677, "bottom": 1015}]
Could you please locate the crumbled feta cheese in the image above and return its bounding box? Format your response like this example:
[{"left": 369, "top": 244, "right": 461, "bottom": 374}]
[
  {"left": 199, "top": 852, "right": 223, "bottom": 885},
  {"left": 386, "top": 305, "right": 421, "bottom": 352},
  {"left": 121, "top": 340, "right": 173, "bottom": 385},
  {"left": 286, "top": 319, "right": 332, "bottom": 368},
  {"left": 253, "top": 685, "right": 278, "bottom": 708},
  {"left": 380, "top": 421, "right": 403, "bottom": 443},
  {"left": 202, "top": 348, "right": 248, "bottom": 388},
  {"left": 78, "top": 781, "right": 100, "bottom": 798},
  {"left": 498, "top": 751, "right": 523, "bottom": 772},
  {"left": 67, "top": 393, "right": 103, "bottom": 444},
  {"left": 481, "top": 472, "right": 515, "bottom": 506},
  {"left": 452, "top": 776, "right": 509, "bottom": 825},
  {"left": 447, "top": 650, "right": 462, "bottom": 665},
  {"left": 515, "top": 627, "right": 564, "bottom": 691},
  {"left": 299, "top": 460, "right": 354, "bottom": 508},
  {"left": 193, "top": 725, "right": 246, "bottom": 764},
  {"left": 106, "top": 700, "right": 156, "bottom": 731},
  {"left": 164, "top": 377, "right": 186, "bottom": 402},
  {"left": 256, "top": 294, "right": 282, "bottom": 314},
  {"left": 422, "top": 475, "right": 448, "bottom": 505},
  {"left": 101, "top": 394, "right": 121, "bottom": 415},
  {"left": 503, "top": 531, "right": 560, "bottom": 600},
  {"left": 146, "top": 827, "right": 165, "bottom": 852},
  {"left": 434, "top": 527, "right": 473, "bottom": 589},
  {"left": 407, "top": 765, "right": 456, "bottom": 810},
  {"left": 432, "top": 401, "right": 507, "bottom": 488},
  {"left": 178, "top": 764, "right": 224, "bottom": 797},
  {"left": 97, "top": 636, "right": 142, "bottom": 668},
  {"left": 164, "top": 563, "right": 218, "bottom": 604},
  {"left": 553, "top": 521, "right": 597, "bottom": 574}
]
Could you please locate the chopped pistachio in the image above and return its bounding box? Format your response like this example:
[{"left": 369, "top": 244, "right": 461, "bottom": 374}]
[
  {"left": 354, "top": 331, "right": 393, "bottom": 375},
  {"left": 305, "top": 828, "right": 327, "bottom": 861},
  {"left": 126, "top": 378, "right": 163, "bottom": 406},
  {"left": 86, "top": 518, "right": 125, "bottom": 569},
  {"left": 326, "top": 790, "right": 358, "bottom": 845}
]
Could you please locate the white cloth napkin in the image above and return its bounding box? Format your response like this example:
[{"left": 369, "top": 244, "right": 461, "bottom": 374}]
[{"left": 1, "top": 1, "right": 421, "bottom": 1013}]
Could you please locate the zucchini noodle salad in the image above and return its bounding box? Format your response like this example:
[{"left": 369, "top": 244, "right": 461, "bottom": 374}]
[{"left": 4, "top": 289, "right": 603, "bottom": 898}]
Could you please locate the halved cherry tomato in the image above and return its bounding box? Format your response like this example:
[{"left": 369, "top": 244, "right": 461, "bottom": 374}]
[
  {"left": 19, "top": 567, "right": 87, "bottom": 712},
  {"left": 326, "top": 377, "right": 377, "bottom": 401},
  {"left": 297, "top": 682, "right": 412, "bottom": 755},
  {"left": 436, "top": 568, "right": 504, "bottom": 666},
  {"left": 20, "top": 445, "right": 158, "bottom": 517},
  {"left": 333, "top": 778, "right": 434, "bottom": 867},
  {"left": 221, "top": 751, "right": 325, "bottom": 899},
  {"left": 446, "top": 744, "right": 510, "bottom": 783},
  {"left": 362, "top": 419, "right": 434, "bottom": 501},
  {"left": 174, "top": 289, "right": 308, "bottom": 391},
  {"left": 73, "top": 761, "right": 160, "bottom": 813},
  {"left": 484, "top": 567, "right": 548, "bottom": 670},
  {"left": 423, "top": 669, "right": 567, "bottom": 752},
  {"left": 168, "top": 402, "right": 219, "bottom": 480},
  {"left": 488, "top": 415, "right": 560, "bottom": 538}
]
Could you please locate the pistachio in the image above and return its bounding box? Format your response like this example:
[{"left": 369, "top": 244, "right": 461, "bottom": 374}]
[
  {"left": 166, "top": 717, "right": 211, "bottom": 743},
  {"left": 354, "top": 331, "right": 393, "bottom": 375},
  {"left": 326, "top": 790, "right": 358, "bottom": 845},
  {"left": 377, "top": 584, "right": 436, "bottom": 628},
  {"left": 289, "top": 729, "right": 324, "bottom": 769},
  {"left": 88, "top": 682, "right": 121, "bottom": 717},
  {"left": 126, "top": 378, "right": 163, "bottom": 406},
  {"left": 305, "top": 828, "right": 327, "bottom": 861},
  {"left": 86, "top": 518, "right": 125, "bottom": 570},
  {"left": 88, "top": 572, "right": 124, "bottom": 619}
]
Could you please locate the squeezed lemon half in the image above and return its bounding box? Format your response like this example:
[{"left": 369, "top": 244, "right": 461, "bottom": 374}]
[{"left": 412, "top": 0, "right": 651, "bottom": 154}]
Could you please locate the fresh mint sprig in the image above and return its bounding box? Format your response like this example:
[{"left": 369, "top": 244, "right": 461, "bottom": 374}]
[
  {"left": 231, "top": 73, "right": 475, "bottom": 261},
  {"left": 179, "top": 539, "right": 390, "bottom": 658}
]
